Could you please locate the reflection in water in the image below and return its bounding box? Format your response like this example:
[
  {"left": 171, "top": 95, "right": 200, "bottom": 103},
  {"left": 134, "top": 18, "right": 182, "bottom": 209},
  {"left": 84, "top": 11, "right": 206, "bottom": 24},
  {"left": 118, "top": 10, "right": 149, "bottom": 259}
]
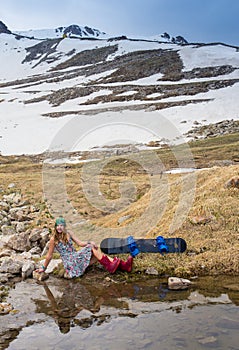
[
  {"left": 38, "top": 282, "right": 104, "bottom": 333},
  {"left": 1, "top": 275, "right": 239, "bottom": 350},
  {"left": 34, "top": 278, "right": 193, "bottom": 334}
]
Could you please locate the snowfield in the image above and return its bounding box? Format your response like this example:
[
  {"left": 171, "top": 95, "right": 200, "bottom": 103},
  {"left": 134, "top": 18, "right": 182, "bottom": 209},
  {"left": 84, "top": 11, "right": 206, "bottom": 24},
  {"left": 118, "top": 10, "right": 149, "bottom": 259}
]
[{"left": 0, "top": 32, "right": 238, "bottom": 156}]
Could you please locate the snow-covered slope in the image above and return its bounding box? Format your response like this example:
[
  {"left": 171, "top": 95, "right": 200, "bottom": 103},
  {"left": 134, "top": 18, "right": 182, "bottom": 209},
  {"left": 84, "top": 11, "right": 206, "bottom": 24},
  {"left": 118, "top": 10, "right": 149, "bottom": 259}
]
[
  {"left": 14, "top": 24, "right": 107, "bottom": 40},
  {"left": 0, "top": 22, "right": 239, "bottom": 156}
]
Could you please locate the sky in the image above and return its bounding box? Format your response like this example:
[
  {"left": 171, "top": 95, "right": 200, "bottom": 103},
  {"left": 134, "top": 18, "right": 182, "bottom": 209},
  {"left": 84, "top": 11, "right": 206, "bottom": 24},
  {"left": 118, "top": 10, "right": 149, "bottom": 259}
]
[{"left": 0, "top": 0, "right": 239, "bottom": 45}]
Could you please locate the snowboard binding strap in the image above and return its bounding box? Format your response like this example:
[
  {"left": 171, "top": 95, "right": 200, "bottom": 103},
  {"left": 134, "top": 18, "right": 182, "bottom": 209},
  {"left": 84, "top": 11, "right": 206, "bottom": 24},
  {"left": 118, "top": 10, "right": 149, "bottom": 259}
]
[
  {"left": 156, "top": 236, "right": 169, "bottom": 255},
  {"left": 127, "top": 236, "right": 140, "bottom": 257}
]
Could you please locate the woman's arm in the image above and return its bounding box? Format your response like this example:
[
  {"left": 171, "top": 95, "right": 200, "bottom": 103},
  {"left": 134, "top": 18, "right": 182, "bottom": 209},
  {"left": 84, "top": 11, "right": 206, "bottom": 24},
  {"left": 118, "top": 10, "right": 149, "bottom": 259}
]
[
  {"left": 69, "top": 231, "right": 98, "bottom": 249},
  {"left": 37, "top": 236, "right": 55, "bottom": 272}
]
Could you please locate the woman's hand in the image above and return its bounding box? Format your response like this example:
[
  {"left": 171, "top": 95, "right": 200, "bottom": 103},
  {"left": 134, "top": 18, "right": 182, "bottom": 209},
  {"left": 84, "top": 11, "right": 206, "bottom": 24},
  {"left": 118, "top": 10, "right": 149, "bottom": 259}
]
[
  {"left": 35, "top": 266, "right": 45, "bottom": 273},
  {"left": 88, "top": 241, "right": 98, "bottom": 249}
]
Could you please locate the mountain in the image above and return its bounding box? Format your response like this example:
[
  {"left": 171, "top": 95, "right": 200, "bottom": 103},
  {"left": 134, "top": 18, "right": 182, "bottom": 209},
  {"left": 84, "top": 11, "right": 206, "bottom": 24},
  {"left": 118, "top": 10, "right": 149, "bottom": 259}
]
[
  {"left": 0, "top": 21, "right": 239, "bottom": 156},
  {"left": 14, "top": 24, "right": 107, "bottom": 40},
  {"left": 0, "top": 20, "right": 11, "bottom": 34}
]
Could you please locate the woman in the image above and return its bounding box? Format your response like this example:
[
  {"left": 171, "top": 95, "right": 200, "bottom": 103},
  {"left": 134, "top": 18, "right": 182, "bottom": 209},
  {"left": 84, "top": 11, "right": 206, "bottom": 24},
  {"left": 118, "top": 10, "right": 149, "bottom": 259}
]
[{"left": 37, "top": 217, "right": 133, "bottom": 278}]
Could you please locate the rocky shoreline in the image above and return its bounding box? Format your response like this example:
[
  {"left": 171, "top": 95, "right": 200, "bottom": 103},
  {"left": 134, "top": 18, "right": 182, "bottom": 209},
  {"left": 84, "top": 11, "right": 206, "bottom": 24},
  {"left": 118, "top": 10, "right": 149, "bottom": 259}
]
[{"left": 0, "top": 189, "right": 51, "bottom": 283}]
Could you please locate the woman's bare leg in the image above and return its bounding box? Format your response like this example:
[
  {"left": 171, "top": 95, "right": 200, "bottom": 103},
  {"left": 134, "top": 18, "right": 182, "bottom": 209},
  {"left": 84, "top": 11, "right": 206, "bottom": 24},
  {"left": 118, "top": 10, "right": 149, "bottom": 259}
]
[
  {"left": 91, "top": 247, "right": 114, "bottom": 262},
  {"left": 89, "top": 255, "right": 97, "bottom": 265}
]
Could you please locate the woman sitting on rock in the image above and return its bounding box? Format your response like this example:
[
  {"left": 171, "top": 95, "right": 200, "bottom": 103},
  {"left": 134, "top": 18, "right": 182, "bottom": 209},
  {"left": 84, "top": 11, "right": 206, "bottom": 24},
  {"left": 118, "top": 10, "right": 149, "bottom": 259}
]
[{"left": 36, "top": 217, "right": 133, "bottom": 278}]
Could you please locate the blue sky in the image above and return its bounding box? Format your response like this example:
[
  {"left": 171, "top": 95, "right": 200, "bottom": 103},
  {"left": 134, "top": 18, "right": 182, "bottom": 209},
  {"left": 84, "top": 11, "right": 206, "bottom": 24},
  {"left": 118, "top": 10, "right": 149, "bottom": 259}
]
[{"left": 0, "top": 0, "right": 238, "bottom": 45}]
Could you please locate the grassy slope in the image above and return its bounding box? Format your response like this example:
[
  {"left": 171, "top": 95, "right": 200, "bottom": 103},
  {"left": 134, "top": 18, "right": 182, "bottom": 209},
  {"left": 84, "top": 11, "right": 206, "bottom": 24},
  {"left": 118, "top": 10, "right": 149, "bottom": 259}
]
[{"left": 0, "top": 133, "right": 239, "bottom": 276}]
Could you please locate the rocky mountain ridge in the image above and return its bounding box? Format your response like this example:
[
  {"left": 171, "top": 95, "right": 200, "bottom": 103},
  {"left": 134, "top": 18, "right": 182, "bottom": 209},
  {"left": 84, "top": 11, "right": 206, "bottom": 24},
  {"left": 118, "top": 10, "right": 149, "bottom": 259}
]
[{"left": 1, "top": 20, "right": 190, "bottom": 43}]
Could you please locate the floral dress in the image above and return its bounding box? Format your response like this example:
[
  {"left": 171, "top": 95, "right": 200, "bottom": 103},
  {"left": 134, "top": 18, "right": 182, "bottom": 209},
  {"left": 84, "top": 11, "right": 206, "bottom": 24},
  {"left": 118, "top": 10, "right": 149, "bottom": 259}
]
[{"left": 55, "top": 237, "right": 92, "bottom": 278}]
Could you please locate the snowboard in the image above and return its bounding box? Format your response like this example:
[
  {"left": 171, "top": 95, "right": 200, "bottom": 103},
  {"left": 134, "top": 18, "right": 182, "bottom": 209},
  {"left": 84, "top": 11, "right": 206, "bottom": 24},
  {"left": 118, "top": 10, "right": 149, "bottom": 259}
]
[{"left": 100, "top": 236, "right": 187, "bottom": 256}]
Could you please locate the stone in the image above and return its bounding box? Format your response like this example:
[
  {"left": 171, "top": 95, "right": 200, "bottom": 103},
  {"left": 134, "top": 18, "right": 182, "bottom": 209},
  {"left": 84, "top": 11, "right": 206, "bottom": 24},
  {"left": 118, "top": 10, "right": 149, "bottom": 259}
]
[
  {"left": 145, "top": 267, "right": 159, "bottom": 275},
  {"left": 32, "top": 270, "right": 49, "bottom": 281},
  {"left": 224, "top": 177, "right": 239, "bottom": 189},
  {"left": 38, "top": 259, "right": 62, "bottom": 273},
  {"left": 22, "top": 261, "right": 36, "bottom": 280},
  {"left": 7, "top": 231, "right": 31, "bottom": 252},
  {"left": 0, "top": 258, "right": 22, "bottom": 274},
  {"left": 168, "top": 276, "right": 192, "bottom": 290},
  {"left": 1, "top": 225, "right": 16, "bottom": 236},
  {"left": 0, "top": 249, "right": 13, "bottom": 258},
  {"left": 15, "top": 222, "right": 26, "bottom": 233},
  {"left": 0, "top": 302, "right": 13, "bottom": 315},
  {"left": 29, "top": 228, "right": 42, "bottom": 242},
  {"left": 189, "top": 215, "right": 213, "bottom": 225},
  {"left": 118, "top": 215, "right": 132, "bottom": 224},
  {"left": 0, "top": 273, "right": 10, "bottom": 283}
]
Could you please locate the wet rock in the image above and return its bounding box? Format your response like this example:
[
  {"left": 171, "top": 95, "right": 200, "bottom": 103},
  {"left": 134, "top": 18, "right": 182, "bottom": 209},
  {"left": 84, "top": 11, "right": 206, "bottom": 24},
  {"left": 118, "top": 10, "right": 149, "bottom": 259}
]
[
  {"left": 216, "top": 317, "right": 239, "bottom": 329},
  {"left": 197, "top": 336, "right": 217, "bottom": 345},
  {"left": 168, "top": 277, "right": 192, "bottom": 290},
  {"left": 38, "top": 258, "right": 62, "bottom": 274},
  {"left": 32, "top": 270, "right": 49, "bottom": 281},
  {"left": 22, "top": 261, "right": 36, "bottom": 280}
]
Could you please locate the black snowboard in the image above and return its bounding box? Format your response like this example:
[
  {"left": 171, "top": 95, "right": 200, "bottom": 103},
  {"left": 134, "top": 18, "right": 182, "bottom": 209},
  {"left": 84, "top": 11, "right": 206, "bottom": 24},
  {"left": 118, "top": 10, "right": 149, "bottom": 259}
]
[{"left": 100, "top": 236, "right": 187, "bottom": 256}]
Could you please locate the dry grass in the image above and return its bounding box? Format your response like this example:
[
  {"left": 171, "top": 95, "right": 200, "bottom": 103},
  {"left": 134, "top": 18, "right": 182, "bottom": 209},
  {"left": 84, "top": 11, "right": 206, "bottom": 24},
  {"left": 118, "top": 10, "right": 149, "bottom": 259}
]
[{"left": 0, "top": 133, "right": 239, "bottom": 277}]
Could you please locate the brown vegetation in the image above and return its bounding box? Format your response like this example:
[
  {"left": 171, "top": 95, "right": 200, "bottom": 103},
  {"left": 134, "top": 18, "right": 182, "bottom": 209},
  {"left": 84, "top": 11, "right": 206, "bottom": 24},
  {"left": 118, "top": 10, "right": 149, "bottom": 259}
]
[{"left": 0, "top": 133, "right": 239, "bottom": 277}]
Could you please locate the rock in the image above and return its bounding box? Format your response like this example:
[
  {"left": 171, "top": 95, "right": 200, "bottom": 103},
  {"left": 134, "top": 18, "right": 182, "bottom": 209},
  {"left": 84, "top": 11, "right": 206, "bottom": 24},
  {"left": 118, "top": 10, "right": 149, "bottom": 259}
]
[
  {"left": 0, "top": 249, "right": 13, "bottom": 258},
  {"left": 29, "top": 228, "right": 42, "bottom": 242},
  {"left": 189, "top": 215, "right": 214, "bottom": 225},
  {"left": 224, "top": 177, "right": 239, "bottom": 189},
  {"left": 168, "top": 276, "right": 192, "bottom": 290},
  {"left": 28, "top": 246, "right": 42, "bottom": 255},
  {"left": 19, "top": 251, "right": 32, "bottom": 259},
  {"left": 117, "top": 215, "right": 132, "bottom": 224},
  {"left": 39, "top": 229, "right": 50, "bottom": 250},
  {"left": 185, "top": 119, "right": 239, "bottom": 141},
  {"left": 41, "top": 240, "right": 50, "bottom": 256},
  {"left": 1, "top": 225, "right": 16, "bottom": 236},
  {"left": 198, "top": 336, "right": 217, "bottom": 345},
  {"left": 22, "top": 261, "right": 36, "bottom": 280},
  {"left": 0, "top": 302, "right": 13, "bottom": 315},
  {"left": 0, "top": 273, "right": 10, "bottom": 283},
  {"left": 145, "top": 267, "right": 159, "bottom": 275},
  {"left": 7, "top": 183, "right": 16, "bottom": 189},
  {"left": 32, "top": 270, "right": 49, "bottom": 281},
  {"left": 0, "top": 257, "right": 23, "bottom": 274},
  {"left": 6, "top": 231, "right": 31, "bottom": 252},
  {"left": 15, "top": 222, "right": 27, "bottom": 233},
  {"left": 0, "top": 201, "right": 10, "bottom": 212},
  {"left": 38, "top": 258, "right": 62, "bottom": 273},
  {"left": 3, "top": 192, "right": 21, "bottom": 204}
]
